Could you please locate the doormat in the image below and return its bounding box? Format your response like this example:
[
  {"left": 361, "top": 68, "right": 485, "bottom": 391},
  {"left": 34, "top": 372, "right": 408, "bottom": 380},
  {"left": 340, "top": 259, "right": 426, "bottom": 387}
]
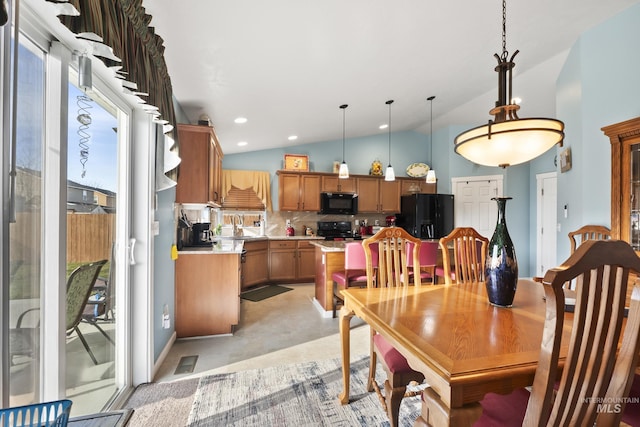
[{"left": 240, "top": 285, "right": 292, "bottom": 302}]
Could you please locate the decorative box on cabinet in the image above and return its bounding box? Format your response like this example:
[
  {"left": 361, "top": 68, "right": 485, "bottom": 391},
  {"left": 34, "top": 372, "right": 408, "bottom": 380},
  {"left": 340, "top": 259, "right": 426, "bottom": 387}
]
[{"left": 176, "top": 124, "right": 224, "bottom": 205}]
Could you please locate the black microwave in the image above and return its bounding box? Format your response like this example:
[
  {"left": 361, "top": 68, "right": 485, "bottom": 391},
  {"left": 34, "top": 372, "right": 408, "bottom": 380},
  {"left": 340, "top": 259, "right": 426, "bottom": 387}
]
[{"left": 319, "top": 192, "right": 358, "bottom": 215}]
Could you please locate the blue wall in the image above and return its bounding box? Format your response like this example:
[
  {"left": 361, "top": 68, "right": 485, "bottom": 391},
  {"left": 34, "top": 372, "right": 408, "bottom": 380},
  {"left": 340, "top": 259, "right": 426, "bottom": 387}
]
[
  {"left": 153, "top": 186, "right": 176, "bottom": 361},
  {"left": 553, "top": 2, "right": 640, "bottom": 263}
]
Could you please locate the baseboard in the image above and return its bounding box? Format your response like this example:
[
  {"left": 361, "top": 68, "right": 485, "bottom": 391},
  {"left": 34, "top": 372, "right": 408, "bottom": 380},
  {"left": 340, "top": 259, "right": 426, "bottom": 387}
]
[
  {"left": 312, "top": 297, "right": 333, "bottom": 318},
  {"left": 153, "top": 330, "right": 176, "bottom": 379}
]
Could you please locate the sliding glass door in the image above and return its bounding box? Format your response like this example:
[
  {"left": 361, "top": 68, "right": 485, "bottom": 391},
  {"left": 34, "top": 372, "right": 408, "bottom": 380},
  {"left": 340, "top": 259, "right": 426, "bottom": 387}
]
[{"left": 3, "top": 17, "right": 134, "bottom": 416}]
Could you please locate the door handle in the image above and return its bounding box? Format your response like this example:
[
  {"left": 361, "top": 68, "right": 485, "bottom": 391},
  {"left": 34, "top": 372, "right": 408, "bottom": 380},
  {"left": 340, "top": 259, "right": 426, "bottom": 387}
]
[{"left": 129, "top": 238, "right": 137, "bottom": 265}]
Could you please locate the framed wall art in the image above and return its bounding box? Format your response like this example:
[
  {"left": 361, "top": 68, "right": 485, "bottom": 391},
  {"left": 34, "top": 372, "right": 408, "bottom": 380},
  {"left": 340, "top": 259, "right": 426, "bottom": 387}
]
[
  {"left": 284, "top": 154, "right": 309, "bottom": 171},
  {"left": 560, "top": 147, "right": 572, "bottom": 173}
]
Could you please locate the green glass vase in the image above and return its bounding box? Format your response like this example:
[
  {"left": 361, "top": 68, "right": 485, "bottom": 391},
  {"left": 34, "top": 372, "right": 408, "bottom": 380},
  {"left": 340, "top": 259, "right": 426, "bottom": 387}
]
[{"left": 485, "top": 197, "right": 519, "bottom": 307}]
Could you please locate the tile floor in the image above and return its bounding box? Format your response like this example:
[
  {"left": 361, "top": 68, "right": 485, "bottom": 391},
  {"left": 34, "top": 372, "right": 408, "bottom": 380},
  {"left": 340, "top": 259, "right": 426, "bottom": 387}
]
[{"left": 154, "top": 282, "right": 370, "bottom": 382}]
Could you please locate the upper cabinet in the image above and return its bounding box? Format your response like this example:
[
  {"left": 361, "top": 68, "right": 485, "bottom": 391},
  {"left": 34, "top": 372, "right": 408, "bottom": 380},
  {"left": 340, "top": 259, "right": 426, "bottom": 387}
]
[
  {"left": 277, "top": 171, "right": 321, "bottom": 211},
  {"left": 176, "top": 124, "right": 224, "bottom": 205},
  {"left": 277, "top": 171, "right": 436, "bottom": 213},
  {"left": 356, "top": 176, "right": 401, "bottom": 213},
  {"left": 321, "top": 176, "right": 356, "bottom": 193},
  {"left": 602, "top": 116, "right": 640, "bottom": 249}
]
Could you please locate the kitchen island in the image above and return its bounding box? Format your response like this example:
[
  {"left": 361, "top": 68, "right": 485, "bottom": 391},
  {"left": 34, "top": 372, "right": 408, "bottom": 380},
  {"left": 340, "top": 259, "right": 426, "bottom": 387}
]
[
  {"left": 311, "top": 240, "right": 348, "bottom": 316},
  {"left": 175, "top": 240, "right": 244, "bottom": 337}
]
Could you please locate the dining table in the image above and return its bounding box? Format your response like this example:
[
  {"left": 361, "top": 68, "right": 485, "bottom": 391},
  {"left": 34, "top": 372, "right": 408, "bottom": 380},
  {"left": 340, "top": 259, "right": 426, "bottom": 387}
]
[{"left": 338, "top": 279, "right": 572, "bottom": 427}]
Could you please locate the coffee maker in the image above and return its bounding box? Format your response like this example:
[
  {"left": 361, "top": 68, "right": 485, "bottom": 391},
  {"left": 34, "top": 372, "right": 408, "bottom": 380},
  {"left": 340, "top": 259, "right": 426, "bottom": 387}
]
[{"left": 191, "top": 222, "right": 213, "bottom": 246}]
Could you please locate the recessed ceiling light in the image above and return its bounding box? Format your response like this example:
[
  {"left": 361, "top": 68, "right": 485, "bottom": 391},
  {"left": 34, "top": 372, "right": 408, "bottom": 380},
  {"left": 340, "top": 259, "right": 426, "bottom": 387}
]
[
  {"left": 379, "top": 124, "right": 388, "bottom": 130},
  {"left": 288, "top": 135, "right": 298, "bottom": 141},
  {"left": 234, "top": 117, "right": 248, "bottom": 124},
  {"left": 237, "top": 141, "right": 248, "bottom": 146}
]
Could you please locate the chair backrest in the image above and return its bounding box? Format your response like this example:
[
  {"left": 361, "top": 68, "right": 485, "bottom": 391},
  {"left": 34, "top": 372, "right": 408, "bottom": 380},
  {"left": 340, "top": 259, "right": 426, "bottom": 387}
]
[
  {"left": 568, "top": 224, "right": 611, "bottom": 254},
  {"left": 406, "top": 241, "right": 438, "bottom": 268},
  {"left": 344, "top": 241, "right": 367, "bottom": 271},
  {"left": 66, "top": 260, "right": 107, "bottom": 331},
  {"left": 438, "top": 227, "right": 488, "bottom": 285},
  {"left": 362, "top": 227, "right": 421, "bottom": 288},
  {"left": 523, "top": 240, "right": 640, "bottom": 426}
]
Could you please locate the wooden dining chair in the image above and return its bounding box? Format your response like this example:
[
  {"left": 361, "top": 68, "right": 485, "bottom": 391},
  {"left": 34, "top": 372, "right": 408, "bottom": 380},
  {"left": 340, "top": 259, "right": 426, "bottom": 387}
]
[
  {"left": 362, "top": 227, "right": 425, "bottom": 427},
  {"left": 474, "top": 239, "right": 640, "bottom": 426},
  {"left": 406, "top": 240, "right": 438, "bottom": 285},
  {"left": 331, "top": 241, "right": 369, "bottom": 318},
  {"left": 568, "top": 224, "right": 611, "bottom": 254},
  {"left": 436, "top": 227, "right": 488, "bottom": 285}
]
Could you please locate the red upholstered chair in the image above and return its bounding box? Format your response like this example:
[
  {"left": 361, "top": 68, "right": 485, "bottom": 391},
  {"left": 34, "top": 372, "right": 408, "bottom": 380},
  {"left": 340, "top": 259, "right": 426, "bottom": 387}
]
[
  {"left": 473, "top": 240, "right": 640, "bottom": 426},
  {"left": 331, "top": 241, "right": 369, "bottom": 318},
  {"left": 436, "top": 227, "right": 488, "bottom": 285},
  {"left": 406, "top": 240, "right": 438, "bottom": 284},
  {"left": 363, "top": 227, "right": 425, "bottom": 427}
]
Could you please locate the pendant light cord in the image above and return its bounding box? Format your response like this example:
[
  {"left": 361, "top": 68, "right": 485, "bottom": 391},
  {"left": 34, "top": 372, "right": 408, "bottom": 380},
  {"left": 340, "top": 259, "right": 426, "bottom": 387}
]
[
  {"left": 340, "top": 104, "right": 348, "bottom": 162},
  {"left": 386, "top": 100, "right": 393, "bottom": 166},
  {"left": 428, "top": 96, "right": 435, "bottom": 164},
  {"left": 501, "top": 0, "right": 508, "bottom": 60}
]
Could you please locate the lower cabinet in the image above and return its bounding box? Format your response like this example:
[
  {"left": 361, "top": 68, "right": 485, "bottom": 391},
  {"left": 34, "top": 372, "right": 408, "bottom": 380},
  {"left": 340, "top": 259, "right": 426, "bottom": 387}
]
[
  {"left": 175, "top": 252, "right": 240, "bottom": 337},
  {"left": 269, "top": 239, "right": 316, "bottom": 282},
  {"left": 242, "top": 240, "right": 269, "bottom": 290}
]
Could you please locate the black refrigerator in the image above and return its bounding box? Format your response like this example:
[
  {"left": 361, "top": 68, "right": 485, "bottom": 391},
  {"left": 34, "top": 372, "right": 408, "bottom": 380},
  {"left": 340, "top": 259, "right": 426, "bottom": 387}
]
[{"left": 397, "top": 194, "right": 454, "bottom": 239}]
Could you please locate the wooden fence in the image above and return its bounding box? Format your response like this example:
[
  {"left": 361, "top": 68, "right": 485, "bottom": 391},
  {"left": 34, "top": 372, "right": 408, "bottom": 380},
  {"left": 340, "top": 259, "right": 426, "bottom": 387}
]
[{"left": 66, "top": 213, "right": 115, "bottom": 263}]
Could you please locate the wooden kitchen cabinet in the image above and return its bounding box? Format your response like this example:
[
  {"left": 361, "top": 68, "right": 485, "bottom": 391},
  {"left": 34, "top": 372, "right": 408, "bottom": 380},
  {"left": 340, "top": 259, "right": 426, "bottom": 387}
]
[
  {"left": 175, "top": 252, "right": 240, "bottom": 337},
  {"left": 269, "top": 240, "right": 297, "bottom": 281},
  {"left": 277, "top": 171, "right": 321, "bottom": 211},
  {"left": 356, "top": 176, "right": 401, "bottom": 213},
  {"left": 401, "top": 179, "right": 436, "bottom": 195},
  {"left": 269, "top": 239, "right": 317, "bottom": 282},
  {"left": 176, "top": 124, "right": 224, "bottom": 205},
  {"left": 242, "top": 240, "right": 269, "bottom": 290},
  {"left": 321, "top": 175, "right": 356, "bottom": 193},
  {"left": 296, "top": 240, "right": 316, "bottom": 281}
]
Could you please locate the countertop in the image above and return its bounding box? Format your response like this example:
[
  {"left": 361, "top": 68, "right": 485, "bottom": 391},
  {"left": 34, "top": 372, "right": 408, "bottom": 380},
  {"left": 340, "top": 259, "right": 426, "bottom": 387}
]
[
  {"left": 178, "top": 235, "right": 324, "bottom": 254},
  {"left": 310, "top": 240, "right": 348, "bottom": 252},
  {"left": 178, "top": 240, "right": 244, "bottom": 254}
]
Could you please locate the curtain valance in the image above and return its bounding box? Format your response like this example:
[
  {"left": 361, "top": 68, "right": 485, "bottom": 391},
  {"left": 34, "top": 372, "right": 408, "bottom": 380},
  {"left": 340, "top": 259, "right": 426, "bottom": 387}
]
[
  {"left": 222, "top": 170, "right": 272, "bottom": 212},
  {"left": 44, "top": 0, "right": 178, "bottom": 185}
]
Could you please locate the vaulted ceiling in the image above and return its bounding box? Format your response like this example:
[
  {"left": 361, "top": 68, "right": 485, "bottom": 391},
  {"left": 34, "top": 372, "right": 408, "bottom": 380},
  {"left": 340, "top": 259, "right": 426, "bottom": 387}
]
[{"left": 143, "top": 0, "right": 639, "bottom": 154}]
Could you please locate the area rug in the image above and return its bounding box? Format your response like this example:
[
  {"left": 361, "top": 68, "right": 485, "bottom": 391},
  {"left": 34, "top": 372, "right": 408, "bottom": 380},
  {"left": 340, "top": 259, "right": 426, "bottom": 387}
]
[
  {"left": 240, "top": 285, "right": 292, "bottom": 302},
  {"left": 187, "top": 356, "right": 424, "bottom": 426}
]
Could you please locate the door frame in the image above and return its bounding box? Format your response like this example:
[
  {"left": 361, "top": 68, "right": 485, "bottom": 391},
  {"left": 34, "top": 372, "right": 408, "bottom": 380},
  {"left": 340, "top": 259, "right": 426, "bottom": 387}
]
[{"left": 535, "top": 171, "right": 558, "bottom": 277}]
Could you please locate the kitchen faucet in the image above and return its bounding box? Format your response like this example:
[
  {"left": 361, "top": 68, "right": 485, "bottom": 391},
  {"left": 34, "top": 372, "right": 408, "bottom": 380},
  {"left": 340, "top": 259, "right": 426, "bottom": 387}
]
[{"left": 232, "top": 214, "right": 243, "bottom": 236}]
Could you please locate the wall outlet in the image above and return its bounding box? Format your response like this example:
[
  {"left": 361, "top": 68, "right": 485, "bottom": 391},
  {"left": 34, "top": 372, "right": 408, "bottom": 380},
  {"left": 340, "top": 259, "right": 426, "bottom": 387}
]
[{"left": 162, "top": 304, "right": 170, "bottom": 329}]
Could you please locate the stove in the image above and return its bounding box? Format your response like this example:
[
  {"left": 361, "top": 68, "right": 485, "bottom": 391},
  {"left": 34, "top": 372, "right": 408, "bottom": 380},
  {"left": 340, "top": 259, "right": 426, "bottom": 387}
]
[{"left": 316, "top": 221, "right": 360, "bottom": 240}]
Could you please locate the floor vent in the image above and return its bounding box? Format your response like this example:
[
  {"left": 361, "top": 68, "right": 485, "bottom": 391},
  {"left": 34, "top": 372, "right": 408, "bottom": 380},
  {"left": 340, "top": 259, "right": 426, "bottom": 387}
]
[{"left": 174, "top": 355, "right": 198, "bottom": 374}]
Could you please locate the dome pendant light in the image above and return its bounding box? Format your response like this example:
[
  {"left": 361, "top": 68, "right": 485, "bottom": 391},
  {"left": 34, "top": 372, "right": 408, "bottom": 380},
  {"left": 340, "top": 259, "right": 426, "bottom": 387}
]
[
  {"left": 426, "top": 96, "right": 437, "bottom": 184},
  {"left": 453, "top": 0, "right": 564, "bottom": 168},
  {"left": 338, "top": 104, "right": 349, "bottom": 179},
  {"left": 384, "top": 100, "right": 395, "bottom": 181}
]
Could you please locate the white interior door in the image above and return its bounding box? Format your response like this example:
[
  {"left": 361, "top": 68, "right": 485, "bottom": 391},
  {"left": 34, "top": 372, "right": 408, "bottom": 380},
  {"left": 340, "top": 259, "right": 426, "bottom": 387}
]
[
  {"left": 452, "top": 175, "right": 503, "bottom": 238},
  {"left": 536, "top": 172, "right": 558, "bottom": 277}
]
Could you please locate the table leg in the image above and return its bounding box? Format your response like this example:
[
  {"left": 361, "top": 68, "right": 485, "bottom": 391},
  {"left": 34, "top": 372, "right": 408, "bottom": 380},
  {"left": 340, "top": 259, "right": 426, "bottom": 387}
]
[
  {"left": 414, "top": 387, "right": 482, "bottom": 427},
  {"left": 338, "top": 305, "right": 354, "bottom": 405}
]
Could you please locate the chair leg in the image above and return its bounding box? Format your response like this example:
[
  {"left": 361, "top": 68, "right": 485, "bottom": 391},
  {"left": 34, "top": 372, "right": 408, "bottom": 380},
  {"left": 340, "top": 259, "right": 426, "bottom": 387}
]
[
  {"left": 84, "top": 319, "right": 115, "bottom": 345},
  {"left": 384, "top": 379, "right": 406, "bottom": 427},
  {"left": 367, "top": 328, "right": 377, "bottom": 392},
  {"left": 74, "top": 326, "right": 99, "bottom": 365}
]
